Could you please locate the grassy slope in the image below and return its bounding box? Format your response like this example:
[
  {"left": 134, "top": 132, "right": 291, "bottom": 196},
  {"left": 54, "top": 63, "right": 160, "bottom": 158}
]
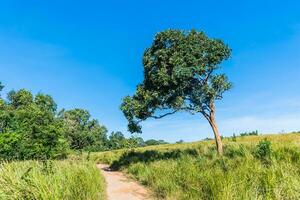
[
  {"left": 0, "top": 160, "right": 106, "bottom": 200},
  {"left": 92, "top": 133, "right": 300, "bottom": 200}
]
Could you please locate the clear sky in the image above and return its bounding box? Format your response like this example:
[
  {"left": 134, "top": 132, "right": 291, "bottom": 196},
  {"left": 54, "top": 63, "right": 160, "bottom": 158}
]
[{"left": 1, "top": 1, "right": 300, "bottom": 142}]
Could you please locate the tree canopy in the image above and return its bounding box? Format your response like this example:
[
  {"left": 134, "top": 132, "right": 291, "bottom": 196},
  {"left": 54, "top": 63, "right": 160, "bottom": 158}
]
[
  {"left": 121, "top": 29, "right": 232, "bottom": 154},
  {"left": 0, "top": 89, "right": 68, "bottom": 159},
  {"left": 59, "top": 108, "right": 108, "bottom": 151}
]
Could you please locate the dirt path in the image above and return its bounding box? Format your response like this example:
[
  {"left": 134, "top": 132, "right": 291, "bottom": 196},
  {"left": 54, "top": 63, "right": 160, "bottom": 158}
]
[{"left": 97, "top": 164, "right": 152, "bottom": 200}]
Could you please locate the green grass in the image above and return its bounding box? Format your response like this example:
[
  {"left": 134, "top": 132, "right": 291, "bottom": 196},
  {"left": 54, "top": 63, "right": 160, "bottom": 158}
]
[
  {"left": 92, "top": 133, "right": 300, "bottom": 200},
  {"left": 0, "top": 160, "right": 106, "bottom": 200}
]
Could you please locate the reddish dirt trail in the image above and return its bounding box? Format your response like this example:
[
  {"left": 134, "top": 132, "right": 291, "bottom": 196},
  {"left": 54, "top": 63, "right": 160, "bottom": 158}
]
[{"left": 97, "top": 164, "right": 152, "bottom": 200}]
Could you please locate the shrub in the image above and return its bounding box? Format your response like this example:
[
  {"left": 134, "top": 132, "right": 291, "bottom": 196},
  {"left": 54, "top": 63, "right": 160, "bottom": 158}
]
[
  {"left": 254, "top": 139, "right": 272, "bottom": 159},
  {"left": 253, "top": 139, "right": 273, "bottom": 167},
  {"left": 0, "top": 132, "right": 21, "bottom": 160}
]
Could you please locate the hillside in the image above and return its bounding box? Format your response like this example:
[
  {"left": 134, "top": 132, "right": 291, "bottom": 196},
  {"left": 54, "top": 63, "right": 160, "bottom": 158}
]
[{"left": 92, "top": 133, "right": 300, "bottom": 200}]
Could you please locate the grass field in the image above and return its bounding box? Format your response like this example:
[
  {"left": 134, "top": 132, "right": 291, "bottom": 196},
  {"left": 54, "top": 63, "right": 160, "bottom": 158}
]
[
  {"left": 92, "top": 133, "right": 300, "bottom": 200},
  {"left": 0, "top": 133, "right": 299, "bottom": 200},
  {"left": 0, "top": 159, "right": 105, "bottom": 200}
]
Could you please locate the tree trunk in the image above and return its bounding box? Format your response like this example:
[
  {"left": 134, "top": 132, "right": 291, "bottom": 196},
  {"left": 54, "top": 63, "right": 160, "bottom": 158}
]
[{"left": 208, "top": 103, "right": 223, "bottom": 155}]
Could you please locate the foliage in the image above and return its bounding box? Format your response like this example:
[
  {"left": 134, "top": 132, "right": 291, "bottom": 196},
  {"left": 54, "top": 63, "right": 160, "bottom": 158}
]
[
  {"left": 121, "top": 29, "right": 231, "bottom": 133},
  {"left": 254, "top": 139, "right": 272, "bottom": 165},
  {"left": 58, "top": 108, "right": 108, "bottom": 151},
  {"left": 0, "top": 132, "right": 21, "bottom": 159},
  {"left": 0, "top": 89, "right": 68, "bottom": 159},
  {"left": 108, "top": 132, "right": 150, "bottom": 150},
  {"left": 0, "top": 160, "right": 105, "bottom": 200},
  {"left": 145, "top": 139, "right": 168, "bottom": 146},
  {"left": 108, "top": 131, "right": 127, "bottom": 150},
  {"left": 0, "top": 82, "right": 165, "bottom": 160},
  {"left": 121, "top": 29, "right": 232, "bottom": 154},
  {"left": 240, "top": 130, "right": 259, "bottom": 136},
  {"left": 0, "top": 83, "right": 112, "bottom": 160}
]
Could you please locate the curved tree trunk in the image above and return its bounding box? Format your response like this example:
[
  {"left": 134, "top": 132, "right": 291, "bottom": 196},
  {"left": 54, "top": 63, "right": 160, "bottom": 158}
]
[{"left": 206, "top": 103, "right": 223, "bottom": 155}]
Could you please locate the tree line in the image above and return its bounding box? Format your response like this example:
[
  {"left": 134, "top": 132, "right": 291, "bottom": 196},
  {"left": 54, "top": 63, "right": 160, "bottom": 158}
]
[{"left": 0, "top": 82, "right": 167, "bottom": 160}]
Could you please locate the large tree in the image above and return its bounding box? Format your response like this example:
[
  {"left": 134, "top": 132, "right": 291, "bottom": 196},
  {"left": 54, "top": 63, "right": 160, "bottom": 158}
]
[{"left": 121, "top": 29, "right": 232, "bottom": 154}]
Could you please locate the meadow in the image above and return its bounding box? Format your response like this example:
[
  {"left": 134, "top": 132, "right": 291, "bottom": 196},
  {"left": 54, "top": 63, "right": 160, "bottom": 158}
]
[
  {"left": 91, "top": 133, "right": 300, "bottom": 200},
  {"left": 0, "top": 133, "right": 299, "bottom": 200},
  {"left": 0, "top": 159, "right": 105, "bottom": 200}
]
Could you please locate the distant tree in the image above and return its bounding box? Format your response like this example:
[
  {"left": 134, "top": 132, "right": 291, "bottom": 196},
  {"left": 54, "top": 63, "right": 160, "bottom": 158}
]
[
  {"left": 58, "top": 109, "right": 108, "bottom": 150},
  {"left": 203, "top": 137, "right": 213, "bottom": 141},
  {"left": 108, "top": 131, "right": 126, "bottom": 150},
  {"left": 176, "top": 140, "right": 184, "bottom": 144},
  {"left": 133, "top": 136, "right": 146, "bottom": 147},
  {"left": 240, "top": 130, "right": 258, "bottom": 137},
  {"left": 157, "top": 139, "right": 168, "bottom": 145},
  {"left": 145, "top": 139, "right": 168, "bottom": 146},
  {"left": 123, "top": 136, "right": 143, "bottom": 149},
  {"left": 144, "top": 139, "right": 159, "bottom": 146},
  {"left": 121, "top": 29, "right": 232, "bottom": 155},
  {"left": 232, "top": 133, "right": 237, "bottom": 142}
]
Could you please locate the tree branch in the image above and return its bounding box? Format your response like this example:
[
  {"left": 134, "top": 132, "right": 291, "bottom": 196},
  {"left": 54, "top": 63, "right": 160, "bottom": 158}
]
[
  {"left": 202, "top": 68, "right": 213, "bottom": 85},
  {"left": 149, "top": 110, "right": 178, "bottom": 119}
]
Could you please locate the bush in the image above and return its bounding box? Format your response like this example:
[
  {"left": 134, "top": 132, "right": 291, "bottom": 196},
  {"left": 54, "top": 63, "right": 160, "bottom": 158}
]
[
  {"left": 253, "top": 139, "right": 272, "bottom": 161},
  {"left": 0, "top": 133, "right": 21, "bottom": 160}
]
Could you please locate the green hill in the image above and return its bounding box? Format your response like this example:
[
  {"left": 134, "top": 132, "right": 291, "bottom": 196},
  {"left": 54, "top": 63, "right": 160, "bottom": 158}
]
[{"left": 92, "top": 133, "right": 300, "bottom": 200}]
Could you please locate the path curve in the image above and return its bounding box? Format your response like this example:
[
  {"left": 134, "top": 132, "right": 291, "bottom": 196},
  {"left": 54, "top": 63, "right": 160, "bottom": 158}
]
[{"left": 97, "top": 164, "right": 152, "bottom": 200}]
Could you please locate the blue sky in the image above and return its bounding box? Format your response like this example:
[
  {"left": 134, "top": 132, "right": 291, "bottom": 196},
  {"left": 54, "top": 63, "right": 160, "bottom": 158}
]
[{"left": 0, "top": 1, "right": 300, "bottom": 142}]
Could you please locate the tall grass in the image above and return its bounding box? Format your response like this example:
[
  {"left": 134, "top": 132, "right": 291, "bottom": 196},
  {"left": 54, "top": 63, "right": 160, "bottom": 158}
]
[
  {"left": 92, "top": 133, "right": 300, "bottom": 200},
  {"left": 0, "top": 160, "right": 105, "bottom": 200}
]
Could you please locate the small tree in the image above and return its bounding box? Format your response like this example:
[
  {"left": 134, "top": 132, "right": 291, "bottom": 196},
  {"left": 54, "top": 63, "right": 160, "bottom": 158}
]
[{"left": 121, "top": 29, "right": 232, "bottom": 155}]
